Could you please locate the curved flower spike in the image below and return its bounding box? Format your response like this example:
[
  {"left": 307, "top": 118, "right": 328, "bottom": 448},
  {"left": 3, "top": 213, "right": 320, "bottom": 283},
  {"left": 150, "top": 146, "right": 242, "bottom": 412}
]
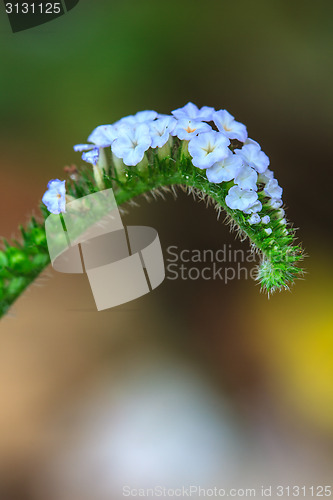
[
  {"left": 71, "top": 104, "right": 304, "bottom": 295},
  {"left": 0, "top": 103, "right": 305, "bottom": 318}
]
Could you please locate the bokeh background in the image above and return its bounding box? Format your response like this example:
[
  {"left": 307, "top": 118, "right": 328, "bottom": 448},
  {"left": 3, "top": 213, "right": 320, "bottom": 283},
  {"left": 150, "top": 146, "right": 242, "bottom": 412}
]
[{"left": 0, "top": 0, "right": 333, "bottom": 498}]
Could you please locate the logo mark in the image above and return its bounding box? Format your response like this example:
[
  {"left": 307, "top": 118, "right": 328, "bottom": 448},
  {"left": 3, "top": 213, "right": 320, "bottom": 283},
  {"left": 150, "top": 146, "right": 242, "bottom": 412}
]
[
  {"left": 4, "top": 0, "right": 80, "bottom": 33},
  {"left": 44, "top": 189, "right": 165, "bottom": 310}
]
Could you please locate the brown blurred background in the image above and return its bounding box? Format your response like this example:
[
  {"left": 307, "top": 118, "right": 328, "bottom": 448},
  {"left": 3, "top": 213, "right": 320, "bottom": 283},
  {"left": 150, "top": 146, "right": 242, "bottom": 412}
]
[{"left": 0, "top": 0, "right": 333, "bottom": 498}]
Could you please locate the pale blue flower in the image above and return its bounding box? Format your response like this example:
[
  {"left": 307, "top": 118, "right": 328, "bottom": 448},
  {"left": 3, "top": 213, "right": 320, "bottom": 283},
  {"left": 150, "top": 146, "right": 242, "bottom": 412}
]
[
  {"left": 269, "top": 198, "right": 283, "bottom": 209},
  {"left": 119, "top": 110, "right": 158, "bottom": 126},
  {"left": 261, "top": 215, "right": 270, "bottom": 224},
  {"left": 188, "top": 131, "right": 230, "bottom": 170},
  {"left": 149, "top": 116, "right": 177, "bottom": 148},
  {"left": 234, "top": 165, "right": 258, "bottom": 190},
  {"left": 264, "top": 228, "right": 273, "bottom": 235},
  {"left": 213, "top": 110, "right": 248, "bottom": 143},
  {"left": 42, "top": 179, "right": 66, "bottom": 214},
  {"left": 235, "top": 143, "right": 269, "bottom": 173},
  {"left": 206, "top": 151, "right": 242, "bottom": 183},
  {"left": 264, "top": 179, "right": 283, "bottom": 199},
  {"left": 225, "top": 186, "right": 258, "bottom": 211},
  {"left": 73, "top": 144, "right": 94, "bottom": 152},
  {"left": 243, "top": 200, "right": 262, "bottom": 214},
  {"left": 248, "top": 213, "right": 261, "bottom": 224},
  {"left": 74, "top": 125, "right": 116, "bottom": 154},
  {"left": 111, "top": 123, "right": 152, "bottom": 166},
  {"left": 74, "top": 143, "right": 101, "bottom": 167},
  {"left": 244, "top": 138, "right": 260, "bottom": 147},
  {"left": 74, "top": 124, "right": 118, "bottom": 166},
  {"left": 87, "top": 124, "right": 117, "bottom": 146},
  {"left": 172, "top": 119, "right": 211, "bottom": 141},
  {"left": 82, "top": 148, "right": 100, "bottom": 166},
  {"left": 258, "top": 168, "right": 274, "bottom": 184},
  {"left": 172, "top": 102, "right": 215, "bottom": 121}
]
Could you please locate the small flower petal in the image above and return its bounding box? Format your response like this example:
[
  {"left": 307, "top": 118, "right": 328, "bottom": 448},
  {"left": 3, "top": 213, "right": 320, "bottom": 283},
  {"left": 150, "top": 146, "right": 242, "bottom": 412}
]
[
  {"left": 258, "top": 168, "right": 274, "bottom": 184},
  {"left": 111, "top": 123, "right": 152, "bottom": 166},
  {"left": 82, "top": 148, "right": 99, "bottom": 166},
  {"left": 248, "top": 213, "right": 261, "bottom": 224},
  {"left": 172, "top": 102, "right": 215, "bottom": 121},
  {"left": 264, "top": 179, "right": 283, "bottom": 199},
  {"left": 172, "top": 119, "right": 211, "bottom": 141},
  {"left": 149, "top": 116, "right": 176, "bottom": 148},
  {"left": 269, "top": 198, "right": 283, "bottom": 209},
  {"left": 261, "top": 215, "right": 270, "bottom": 224},
  {"left": 73, "top": 144, "right": 94, "bottom": 152},
  {"left": 206, "top": 152, "right": 243, "bottom": 183},
  {"left": 234, "top": 165, "right": 258, "bottom": 190},
  {"left": 243, "top": 200, "right": 262, "bottom": 214},
  {"left": 244, "top": 138, "right": 260, "bottom": 147},
  {"left": 213, "top": 110, "right": 248, "bottom": 142},
  {"left": 119, "top": 110, "right": 158, "bottom": 126},
  {"left": 235, "top": 143, "right": 269, "bottom": 173},
  {"left": 188, "top": 131, "right": 230, "bottom": 170},
  {"left": 42, "top": 179, "right": 66, "bottom": 214},
  {"left": 46, "top": 179, "right": 66, "bottom": 193},
  {"left": 87, "top": 124, "right": 117, "bottom": 147},
  {"left": 225, "top": 186, "right": 258, "bottom": 212}
]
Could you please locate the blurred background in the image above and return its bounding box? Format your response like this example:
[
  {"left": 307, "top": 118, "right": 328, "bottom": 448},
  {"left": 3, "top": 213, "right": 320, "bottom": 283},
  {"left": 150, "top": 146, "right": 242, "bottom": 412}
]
[{"left": 0, "top": 0, "right": 333, "bottom": 498}]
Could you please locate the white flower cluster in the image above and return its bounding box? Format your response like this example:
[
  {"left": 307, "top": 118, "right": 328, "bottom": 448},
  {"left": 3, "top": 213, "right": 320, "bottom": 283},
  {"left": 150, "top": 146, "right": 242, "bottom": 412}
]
[{"left": 74, "top": 103, "right": 284, "bottom": 225}]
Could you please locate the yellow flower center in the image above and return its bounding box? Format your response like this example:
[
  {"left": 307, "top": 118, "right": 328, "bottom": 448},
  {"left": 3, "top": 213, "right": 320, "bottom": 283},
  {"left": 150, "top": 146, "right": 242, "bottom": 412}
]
[
  {"left": 185, "top": 125, "right": 197, "bottom": 133},
  {"left": 202, "top": 143, "right": 214, "bottom": 155}
]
